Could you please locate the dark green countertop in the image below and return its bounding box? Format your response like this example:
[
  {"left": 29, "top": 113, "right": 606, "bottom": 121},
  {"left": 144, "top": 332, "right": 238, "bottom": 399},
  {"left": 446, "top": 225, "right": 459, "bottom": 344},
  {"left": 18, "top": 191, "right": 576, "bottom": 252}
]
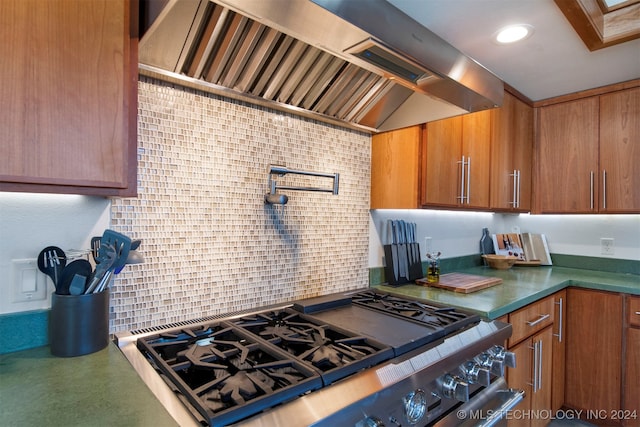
[
  {"left": 1, "top": 265, "right": 637, "bottom": 426},
  {"left": 0, "top": 343, "right": 178, "bottom": 427},
  {"left": 373, "top": 265, "right": 640, "bottom": 319}
]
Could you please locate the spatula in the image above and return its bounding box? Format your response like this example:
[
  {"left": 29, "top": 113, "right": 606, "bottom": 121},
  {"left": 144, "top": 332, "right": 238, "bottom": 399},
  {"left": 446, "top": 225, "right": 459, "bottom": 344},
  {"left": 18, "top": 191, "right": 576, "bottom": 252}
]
[{"left": 59, "top": 259, "right": 92, "bottom": 295}]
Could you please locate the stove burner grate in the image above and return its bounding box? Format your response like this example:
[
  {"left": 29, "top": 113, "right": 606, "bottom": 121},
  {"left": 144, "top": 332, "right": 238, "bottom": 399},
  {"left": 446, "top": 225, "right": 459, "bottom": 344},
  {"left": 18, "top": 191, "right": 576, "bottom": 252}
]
[
  {"left": 230, "top": 309, "right": 394, "bottom": 384},
  {"left": 137, "top": 322, "right": 323, "bottom": 427},
  {"left": 351, "top": 290, "right": 480, "bottom": 334}
]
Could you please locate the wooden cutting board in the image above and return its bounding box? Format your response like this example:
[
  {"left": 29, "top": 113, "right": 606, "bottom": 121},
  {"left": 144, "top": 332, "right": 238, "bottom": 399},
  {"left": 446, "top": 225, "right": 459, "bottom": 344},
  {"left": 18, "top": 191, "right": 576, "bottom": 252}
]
[{"left": 416, "top": 273, "right": 502, "bottom": 293}]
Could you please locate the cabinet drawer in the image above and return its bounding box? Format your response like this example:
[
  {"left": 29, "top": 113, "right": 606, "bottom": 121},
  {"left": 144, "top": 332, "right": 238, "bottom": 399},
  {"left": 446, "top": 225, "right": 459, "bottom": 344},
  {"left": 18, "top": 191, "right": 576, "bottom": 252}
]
[
  {"left": 628, "top": 296, "right": 640, "bottom": 327},
  {"left": 508, "top": 296, "right": 555, "bottom": 346}
]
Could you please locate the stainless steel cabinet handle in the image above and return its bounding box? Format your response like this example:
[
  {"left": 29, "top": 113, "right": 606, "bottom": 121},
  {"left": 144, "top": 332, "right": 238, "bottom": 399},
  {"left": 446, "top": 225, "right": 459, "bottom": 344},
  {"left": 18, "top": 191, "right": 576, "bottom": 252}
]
[
  {"left": 602, "top": 169, "right": 607, "bottom": 210},
  {"left": 458, "top": 156, "right": 466, "bottom": 203},
  {"left": 537, "top": 339, "right": 543, "bottom": 391},
  {"left": 590, "top": 171, "right": 594, "bottom": 210},
  {"left": 510, "top": 170, "right": 517, "bottom": 207},
  {"left": 553, "top": 298, "right": 563, "bottom": 343},
  {"left": 526, "top": 313, "right": 550, "bottom": 327},
  {"left": 516, "top": 170, "right": 521, "bottom": 208},
  {"left": 529, "top": 341, "right": 539, "bottom": 392},
  {"left": 635, "top": 311, "right": 640, "bottom": 315},
  {"left": 466, "top": 157, "right": 471, "bottom": 204}
]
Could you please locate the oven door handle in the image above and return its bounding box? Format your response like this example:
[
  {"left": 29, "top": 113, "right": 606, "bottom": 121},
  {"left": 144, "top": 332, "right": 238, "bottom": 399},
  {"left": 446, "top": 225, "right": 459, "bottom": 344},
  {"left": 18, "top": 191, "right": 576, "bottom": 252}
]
[
  {"left": 434, "top": 377, "right": 525, "bottom": 427},
  {"left": 475, "top": 388, "right": 526, "bottom": 427}
]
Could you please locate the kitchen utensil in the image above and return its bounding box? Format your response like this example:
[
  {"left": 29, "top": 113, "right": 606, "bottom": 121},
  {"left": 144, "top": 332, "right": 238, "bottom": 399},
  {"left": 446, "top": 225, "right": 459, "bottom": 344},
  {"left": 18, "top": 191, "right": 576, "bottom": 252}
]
[
  {"left": 407, "top": 222, "right": 423, "bottom": 280},
  {"left": 383, "top": 220, "right": 400, "bottom": 285},
  {"left": 416, "top": 273, "right": 503, "bottom": 293},
  {"left": 84, "top": 243, "right": 118, "bottom": 294},
  {"left": 37, "top": 246, "right": 66, "bottom": 291},
  {"left": 389, "top": 220, "right": 399, "bottom": 282},
  {"left": 101, "top": 230, "right": 132, "bottom": 274},
  {"left": 58, "top": 259, "right": 92, "bottom": 295},
  {"left": 90, "top": 236, "right": 101, "bottom": 264},
  {"left": 396, "top": 220, "right": 408, "bottom": 281},
  {"left": 68, "top": 274, "right": 89, "bottom": 296}
]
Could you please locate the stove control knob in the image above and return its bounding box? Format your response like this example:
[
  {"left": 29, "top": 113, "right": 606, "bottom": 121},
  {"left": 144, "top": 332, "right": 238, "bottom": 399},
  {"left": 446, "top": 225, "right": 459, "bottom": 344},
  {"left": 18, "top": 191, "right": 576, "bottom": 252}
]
[
  {"left": 461, "top": 361, "right": 491, "bottom": 386},
  {"left": 440, "top": 374, "right": 469, "bottom": 402},
  {"left": 476, "top": 350, "right": 504, "bottom": 377},
  {"left": 403, "top": 389, "right": 427, "bottom": 425},
  {"left": 489, "top": 345, "right": 516, "bottom": 375},
  {"left": 359, "top": 416, "right": 385, "bottom": 427},
  {"left": 476, "top": 351, "right": 494, "bottom": 370}
]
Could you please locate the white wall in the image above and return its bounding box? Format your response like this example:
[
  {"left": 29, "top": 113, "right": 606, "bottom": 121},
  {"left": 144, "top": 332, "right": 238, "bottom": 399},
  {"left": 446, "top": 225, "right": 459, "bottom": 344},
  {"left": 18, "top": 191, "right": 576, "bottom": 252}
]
[
  {"left": 369, "top": 210, "right": 640, "bottom": 267},
  {"left": 0, "top": 193, "right": 111, "bottom": 314}
]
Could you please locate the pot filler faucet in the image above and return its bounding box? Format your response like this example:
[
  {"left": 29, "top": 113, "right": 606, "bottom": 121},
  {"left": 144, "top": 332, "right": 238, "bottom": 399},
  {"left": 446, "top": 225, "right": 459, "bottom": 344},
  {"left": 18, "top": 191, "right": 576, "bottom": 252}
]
[{"left": 264, "top": 164, "right": 340, "bottom": 205}]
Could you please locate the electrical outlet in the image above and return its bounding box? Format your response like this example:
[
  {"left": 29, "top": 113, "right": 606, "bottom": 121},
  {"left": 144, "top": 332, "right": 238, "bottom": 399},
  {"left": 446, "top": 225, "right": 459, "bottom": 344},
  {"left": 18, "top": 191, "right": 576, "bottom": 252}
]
[
  {"left": 12, "top": 259, "right": 48, "bottom": 303},
  {"left": 600, "top": 238, "right": 615, "bottom": 256},
  {"left": 511, "top": 226, "right": 521, "bottom": 234}
]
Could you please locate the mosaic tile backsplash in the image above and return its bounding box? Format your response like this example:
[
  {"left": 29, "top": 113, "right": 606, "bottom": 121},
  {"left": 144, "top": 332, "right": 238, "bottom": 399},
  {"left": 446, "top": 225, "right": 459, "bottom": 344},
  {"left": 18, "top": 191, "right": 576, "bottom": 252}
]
[{"left": 109, "top": 77, "right": 371, "bottom": 332}]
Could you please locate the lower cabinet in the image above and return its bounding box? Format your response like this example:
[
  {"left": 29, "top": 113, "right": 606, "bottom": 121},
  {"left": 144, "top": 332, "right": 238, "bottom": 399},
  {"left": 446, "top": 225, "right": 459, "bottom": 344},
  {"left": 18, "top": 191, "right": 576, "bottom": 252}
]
[
  {"left": 506, "top": 293, "right": 556, "bottom": 427},
  {"left": 503, "top": 288, "right": 638, "bottom": 427},
  {"left": 507, "top": 326, "right": 553, "bottom": 427},
  {"left": 624, "top": 297, "right": 640, "bottom": 427},
  {"left": 565, "top": 288, "right": 626, "bottom": 426}
]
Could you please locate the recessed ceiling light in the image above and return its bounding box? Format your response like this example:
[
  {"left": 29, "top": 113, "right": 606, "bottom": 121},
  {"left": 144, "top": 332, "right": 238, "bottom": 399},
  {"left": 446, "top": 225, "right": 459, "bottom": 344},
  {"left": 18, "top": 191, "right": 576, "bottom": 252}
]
[{"left": 494, "top": 24, "right": 534, "bottom": 44}]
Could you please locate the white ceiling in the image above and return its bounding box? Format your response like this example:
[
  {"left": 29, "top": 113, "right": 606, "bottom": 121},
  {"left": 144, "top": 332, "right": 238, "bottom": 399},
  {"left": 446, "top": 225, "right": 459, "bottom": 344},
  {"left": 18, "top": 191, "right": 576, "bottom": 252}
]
[{"left": 388, "top": 0, "right": 640, "bottom": 101}]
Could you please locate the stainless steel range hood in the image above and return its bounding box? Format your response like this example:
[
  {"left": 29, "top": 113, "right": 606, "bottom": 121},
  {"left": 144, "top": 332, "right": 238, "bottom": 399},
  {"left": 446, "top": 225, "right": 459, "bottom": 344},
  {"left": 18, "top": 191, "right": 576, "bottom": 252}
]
[{"left": 139, "top": 0, "right": 504, "bottom": 132}]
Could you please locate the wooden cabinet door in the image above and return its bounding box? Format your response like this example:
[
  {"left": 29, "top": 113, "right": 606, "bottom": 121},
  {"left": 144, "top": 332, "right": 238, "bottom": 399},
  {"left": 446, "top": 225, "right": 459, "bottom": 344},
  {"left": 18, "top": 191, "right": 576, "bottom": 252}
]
[
  {"left": 536, "top": 97, "right": 599, "bottom": 213},
  {"left": 624, "top": 296, "right": 640, "bottom": 426},
  {"left": 531, "top": 326, "right": 553, "bottom": 427},
  {"left": 0, "top": 0, "right": 137, "bottom": 196},
  {"left": 507, "top": 326, "right": 553, "bottom": 427},
  {"left": 491, "top": 92, "right": 533, "bottom": 211},
  {"left": 370, "top": 125, "right": 422, "bottom": 209},
  {"left": 423, "top": 116, "right": 463, "bottom": 207},
  {"left": 565, "top": 288, "right": 623, "bottom": 415},
  {"left": 624, "top": 327, "right": 640, "bottom": 426},
  {"left": 599, "top": 87, "right": 640, "bottom": 213},
  {"left": 507, "top": 336, "right": 533, "bottom": 427},
  {"left": 462, "top": 110, "right": 491, "bottom": 209}
]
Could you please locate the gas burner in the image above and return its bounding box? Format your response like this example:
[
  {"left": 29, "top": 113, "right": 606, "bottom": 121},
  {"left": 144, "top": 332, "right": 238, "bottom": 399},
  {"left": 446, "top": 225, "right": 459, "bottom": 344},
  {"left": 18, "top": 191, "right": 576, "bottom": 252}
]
[
  {"left": 231, "top": 309, "right": 394, "bottom": 383},
  {"left": 137, "top": 322, "right": 322, "bottom": 427}
]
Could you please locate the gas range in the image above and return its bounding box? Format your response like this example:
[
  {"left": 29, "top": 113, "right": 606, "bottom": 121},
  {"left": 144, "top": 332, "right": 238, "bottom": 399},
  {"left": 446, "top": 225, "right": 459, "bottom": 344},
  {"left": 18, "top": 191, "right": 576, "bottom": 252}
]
[{"left": 115, "top": 289, "right": 523, "bottom": 427}]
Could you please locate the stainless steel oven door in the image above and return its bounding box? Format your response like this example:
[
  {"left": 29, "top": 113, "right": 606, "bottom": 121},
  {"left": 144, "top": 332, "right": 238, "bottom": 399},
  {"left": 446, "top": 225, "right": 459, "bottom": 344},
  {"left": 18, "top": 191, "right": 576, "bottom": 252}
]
[{"left": 434, "top": 378, "right": 525, "bottom": 427}]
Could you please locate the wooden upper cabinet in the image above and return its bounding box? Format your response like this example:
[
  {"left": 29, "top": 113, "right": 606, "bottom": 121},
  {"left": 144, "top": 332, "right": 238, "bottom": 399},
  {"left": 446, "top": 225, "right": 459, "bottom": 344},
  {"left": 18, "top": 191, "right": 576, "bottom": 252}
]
[
  {"left": 599, "top": 87, "right": 640, "bottom": 213},
  {"left": 423, "top": 117, "right": 462, "bottom": 208},
  {"left": 535, "top": 97, "right": 600, "bottom": 213},
  {"left": 535, "top": 84, "right": 639, "bottom": 214},
  {"left": 422, "top": 110, "right": 491, "bottom": 209},
  {"left": 0, "top": 0, "right": 138, "bottom": 196},
  {"left": 370, "top": 125, "right": 422, "bottom": 209},
  {"left": 490, "top": 92, "right": 533, "bottom": 212}
]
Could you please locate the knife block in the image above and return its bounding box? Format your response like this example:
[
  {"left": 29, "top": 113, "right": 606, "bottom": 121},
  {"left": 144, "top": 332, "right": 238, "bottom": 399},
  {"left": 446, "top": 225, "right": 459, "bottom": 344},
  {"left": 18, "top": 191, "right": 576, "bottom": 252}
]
[{"left": 384, "top": 243, "right": 423, "bottom": 286}]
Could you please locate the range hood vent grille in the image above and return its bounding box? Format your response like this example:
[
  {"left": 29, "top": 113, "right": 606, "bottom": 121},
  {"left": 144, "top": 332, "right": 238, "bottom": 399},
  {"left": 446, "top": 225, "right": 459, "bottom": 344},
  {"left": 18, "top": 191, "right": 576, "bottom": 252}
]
[
  {"left": 144, "top": 1, "right": 405, "bottom": 130},
  {"left": 347, "top": 39, "right": 433, "bottom": 85},
  {"left": 139, "top": 0, "right": 503, "bottom": 132}
]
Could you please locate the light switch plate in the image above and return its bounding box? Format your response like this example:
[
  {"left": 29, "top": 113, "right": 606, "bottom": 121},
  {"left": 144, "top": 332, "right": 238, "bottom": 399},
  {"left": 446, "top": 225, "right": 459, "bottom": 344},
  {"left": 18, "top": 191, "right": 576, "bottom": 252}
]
[{"left": 12, "top": 259, "right": 48, "bottom": 303}]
